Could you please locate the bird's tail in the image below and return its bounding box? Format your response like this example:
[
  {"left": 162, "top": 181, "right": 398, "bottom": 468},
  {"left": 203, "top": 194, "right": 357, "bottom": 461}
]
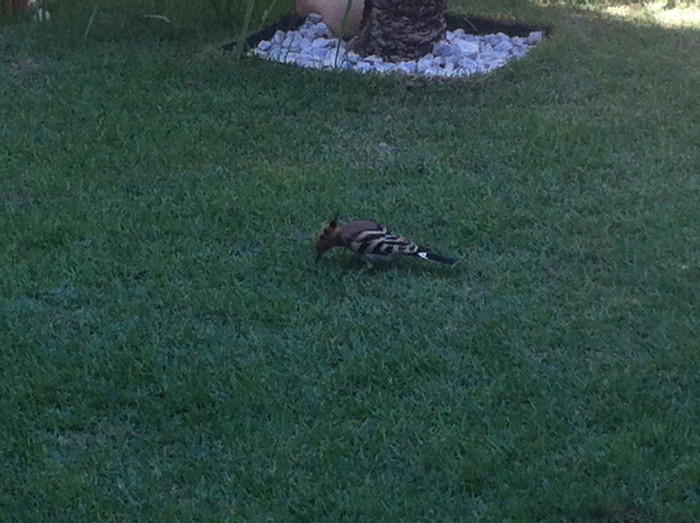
[{"left": 416, "top": 250, "right": 458, "bottom": 265}]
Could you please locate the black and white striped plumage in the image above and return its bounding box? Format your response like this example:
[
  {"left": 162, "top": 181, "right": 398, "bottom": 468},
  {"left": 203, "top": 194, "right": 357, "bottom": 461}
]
[{"left": 315, "top": 218, "right": 458, "bottom": 269}]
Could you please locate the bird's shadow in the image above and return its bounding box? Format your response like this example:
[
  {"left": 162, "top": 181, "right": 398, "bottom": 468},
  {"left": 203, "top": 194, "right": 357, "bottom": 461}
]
[{"left": 316, "top": 254, "right": 461, "bottom": 278}]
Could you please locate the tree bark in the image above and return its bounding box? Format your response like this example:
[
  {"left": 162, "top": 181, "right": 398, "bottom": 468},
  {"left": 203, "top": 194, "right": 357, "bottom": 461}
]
[{"left": 349, "top": 0, "right": 446, "bottom": 62}]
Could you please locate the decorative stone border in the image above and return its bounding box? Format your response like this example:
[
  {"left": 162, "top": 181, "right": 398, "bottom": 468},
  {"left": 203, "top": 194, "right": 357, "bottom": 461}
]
[{"left": 222, "top": 13, "right": 552, "bottom": 79}]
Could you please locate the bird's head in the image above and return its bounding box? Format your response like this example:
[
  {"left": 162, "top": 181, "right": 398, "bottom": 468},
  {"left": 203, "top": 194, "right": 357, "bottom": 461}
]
[{"left": 315, "top": 217, "right": 340, "bottom": 262}]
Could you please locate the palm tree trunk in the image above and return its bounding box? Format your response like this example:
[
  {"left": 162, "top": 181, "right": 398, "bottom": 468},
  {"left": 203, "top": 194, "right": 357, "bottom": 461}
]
[{"left": 349, "top": 0, "right": 446, "bottom": 62}]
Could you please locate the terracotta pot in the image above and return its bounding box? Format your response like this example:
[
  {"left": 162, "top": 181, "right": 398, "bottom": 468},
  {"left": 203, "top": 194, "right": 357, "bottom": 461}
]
[
  {"left": 12, "top": 0, "right": 30, "bottom": 11},
  {"left": 296, "top": 0, "right": 364, "bottom": 38}
]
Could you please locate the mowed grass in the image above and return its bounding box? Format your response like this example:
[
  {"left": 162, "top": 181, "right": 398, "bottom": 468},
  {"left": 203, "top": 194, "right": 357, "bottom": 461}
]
[{"left": 1, "top": 2, "right": 699, "bottom": 520}]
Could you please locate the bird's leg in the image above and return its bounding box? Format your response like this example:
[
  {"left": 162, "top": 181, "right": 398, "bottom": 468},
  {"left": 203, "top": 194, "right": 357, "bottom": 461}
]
[{"left": 361, "top": 254, "right": 393, "bottom": 273}]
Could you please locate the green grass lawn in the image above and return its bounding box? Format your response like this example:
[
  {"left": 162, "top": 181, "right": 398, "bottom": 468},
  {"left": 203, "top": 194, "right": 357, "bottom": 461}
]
[{"left": 1, "top": 1, "right": 699, "bottom": 520}]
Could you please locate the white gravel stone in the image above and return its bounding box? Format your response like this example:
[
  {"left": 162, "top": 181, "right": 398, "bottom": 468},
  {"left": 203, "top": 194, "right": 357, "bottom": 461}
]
[
  {"left": 433, "top": 42, "right": 456, "bottom": 57},
  {"left": 494, "top": 40, "right": 513, "bottom": 53},
  {"left": 345, "top": 51, "right": 361, "bottom": 64},
  {"left": 511, "top": 45, "right": 527, "bottom": 59},
  {"left": 526, "top": 31, "right": 543, "bottom": 45},
  {"left": 311, "top": 37, "right": 335, "bottom": 48},
  {"left": 271, "top": 30, "right": 285, "bottom": 44},
  {"left": 486, "top": 32, "right": 509, "bottom": 46},
  {"left": 454, "top": 39, "right": 479, "bottom": 59},
  {"left": 457, "top": 57, "right": 478, "bottom": 74},
  {"left": 251, "top": 14, "right": 543, "bottom": 78}
]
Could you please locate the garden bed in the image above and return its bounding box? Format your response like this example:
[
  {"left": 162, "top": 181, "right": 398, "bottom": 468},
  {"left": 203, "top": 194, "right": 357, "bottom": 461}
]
[
  {"left": 221, "top": 13, "right": 551, "bottom": 79},
  {"left": 221, "top": 13, "right": 552, "bottom": 53}
]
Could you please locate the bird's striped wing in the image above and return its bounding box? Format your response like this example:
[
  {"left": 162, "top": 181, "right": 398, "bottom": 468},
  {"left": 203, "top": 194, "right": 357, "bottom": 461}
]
[{"left": 345, "top": 226, "right": 419, "bottom": 259}]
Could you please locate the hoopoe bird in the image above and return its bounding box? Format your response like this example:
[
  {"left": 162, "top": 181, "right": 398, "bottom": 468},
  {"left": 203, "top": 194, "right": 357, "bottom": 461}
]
[{"left": 315, "top": 218, "right": 458, "bottom": 269}]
